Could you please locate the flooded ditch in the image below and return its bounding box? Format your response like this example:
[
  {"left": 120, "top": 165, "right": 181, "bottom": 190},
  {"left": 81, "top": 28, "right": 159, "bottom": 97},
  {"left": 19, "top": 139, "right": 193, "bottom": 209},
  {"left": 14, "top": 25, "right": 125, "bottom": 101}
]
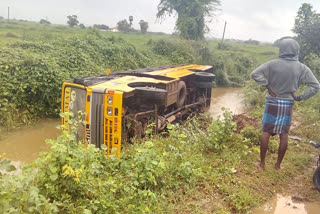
[
  {"left": 0, "top": 87, "right": 245, "bottom": 163},
  {"left": 209, "top": 87, "right": 245, "bottom": 118},
  {"left": 0, "top": 119, "right": 60, "bottom": 163}
]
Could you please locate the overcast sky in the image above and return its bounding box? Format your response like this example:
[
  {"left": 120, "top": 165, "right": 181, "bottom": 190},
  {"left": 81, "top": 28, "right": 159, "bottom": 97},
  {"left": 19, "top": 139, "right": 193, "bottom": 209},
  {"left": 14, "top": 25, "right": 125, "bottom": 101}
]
[{"left": 0, "top": 0, "right": 319, "bottom": 42}]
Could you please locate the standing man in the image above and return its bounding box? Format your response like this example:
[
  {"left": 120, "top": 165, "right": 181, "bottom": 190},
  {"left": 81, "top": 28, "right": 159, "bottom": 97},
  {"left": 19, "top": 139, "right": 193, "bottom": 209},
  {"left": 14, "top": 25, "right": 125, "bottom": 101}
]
[{"left": 251, "top": 38, "right": 320, "bottom": 170}]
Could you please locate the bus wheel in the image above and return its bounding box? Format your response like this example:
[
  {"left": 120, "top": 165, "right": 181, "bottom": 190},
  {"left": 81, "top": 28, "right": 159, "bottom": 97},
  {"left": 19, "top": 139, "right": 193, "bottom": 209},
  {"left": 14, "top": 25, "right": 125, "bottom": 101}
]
[
  {"left": 195, "top": 72, "right": 216, "bottom": 82},
  {"left": 313, "top": 166, "right": 320, "bottom": 192},
  {"left": 134, "top": 87, "right": 167, "bottom": 103},
  {"left": 195, "top": 81, "right": 214, "bottom": 88},
  {"left": 176, "top": 81, "right": 187, "bottom": 108}
]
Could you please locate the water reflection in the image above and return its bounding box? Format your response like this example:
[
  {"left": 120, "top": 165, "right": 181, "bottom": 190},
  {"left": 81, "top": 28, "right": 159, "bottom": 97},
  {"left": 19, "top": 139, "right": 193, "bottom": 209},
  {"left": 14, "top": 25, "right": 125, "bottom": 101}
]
[
  {"left": 253, "top": 194, "right": 320, "bottom": 214},
  {"left": 209, "top": 87, "right": 245, "bottom": 118},
  {"left": 0, "top": 119, "right": 60, "bottom": 163}
]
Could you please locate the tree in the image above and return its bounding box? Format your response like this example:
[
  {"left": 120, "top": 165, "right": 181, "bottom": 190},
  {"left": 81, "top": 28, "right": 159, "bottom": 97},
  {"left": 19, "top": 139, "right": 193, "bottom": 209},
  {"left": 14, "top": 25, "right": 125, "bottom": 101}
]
[
  {"left": 157, "top": 0, "right": 220, "bottom": 40},
  {"left": 293, "top": 3, "right": 320, "bottom": 61},
  {"left": 244, "top": 39, "right": 260, "bottom": 45},
  {"left": 117, "top": 19, "right": 132, "bottom": 32},
  {"left": 67, "top": 15, "right": 79, "bottom": 27},
  {"left": 40, "top": 19, "right": 51, "bottom": 24},
  {"left": 79, "top": 23, "right": 85, "bottom": 29},
  {"left": 139, "top": 20, "right": 149, "bottom": 34}
]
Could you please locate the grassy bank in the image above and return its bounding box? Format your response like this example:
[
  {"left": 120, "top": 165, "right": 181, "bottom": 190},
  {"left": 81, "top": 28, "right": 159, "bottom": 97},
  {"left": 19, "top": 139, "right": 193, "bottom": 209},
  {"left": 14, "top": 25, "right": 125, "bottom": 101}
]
[
  {"left": 2, "top": 108, "right": 320, "bottom": 213},
  {"left": 1, "top": 111, "right": 318, "bottom": 213}
]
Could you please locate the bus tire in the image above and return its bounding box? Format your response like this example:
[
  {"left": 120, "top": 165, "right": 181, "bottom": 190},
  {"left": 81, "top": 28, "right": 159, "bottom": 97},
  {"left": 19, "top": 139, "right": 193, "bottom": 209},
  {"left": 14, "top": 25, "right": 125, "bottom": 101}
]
[
  {"left": 176, "top": 81, "right": 187, "bottom": 108},
  {"left": 313, "top": 166, "right": 320, "bottom": 192},
  {"left": 134, "top": 87, "right": 167, "bottom": 103},
  {"left": 195, "top": 81, "right": 214, "bottom": 88},
  {"left": 195, "top": 72, "right": 216, "bottom": 82}
]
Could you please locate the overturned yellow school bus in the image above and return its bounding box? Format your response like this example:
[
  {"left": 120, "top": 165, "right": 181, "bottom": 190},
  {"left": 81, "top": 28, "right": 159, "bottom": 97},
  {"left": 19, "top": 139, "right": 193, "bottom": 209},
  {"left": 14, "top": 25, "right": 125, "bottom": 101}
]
[{"left": 61, "top": 64, "right": 215, "bottom": 155}]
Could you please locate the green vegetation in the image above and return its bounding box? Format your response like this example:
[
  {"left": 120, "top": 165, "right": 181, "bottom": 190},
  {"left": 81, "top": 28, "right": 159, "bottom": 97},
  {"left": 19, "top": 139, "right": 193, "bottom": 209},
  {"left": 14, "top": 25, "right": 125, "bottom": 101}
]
[
  {"left": 93, "top": 24, "right": 109, "bottom": 30},
  {"left": 0, "top": 26, "right": 149, "bottom": 128},
  {"left": 293, "top": 3, "right": 320, "bottom": 61},
  {"left": 1, "top": 110, "right": 317, "bottom": 213},
  {"left": 0, "top": 20, "right": 276, "bottom": 128},
  {"left": 208, "top": 40, "right": 278, "bottom": 86},
  {"left": 67, "top": 15, "right": 79, "bottom": 28},
  {"left": 117, "top": 19, "right": 134, "bottom": 33},
  {"left": 0, "top": 14, "right": 319, "bottom": 213},
  {"left": 39, "top": 19, "right": 51, "bottom": 25}
]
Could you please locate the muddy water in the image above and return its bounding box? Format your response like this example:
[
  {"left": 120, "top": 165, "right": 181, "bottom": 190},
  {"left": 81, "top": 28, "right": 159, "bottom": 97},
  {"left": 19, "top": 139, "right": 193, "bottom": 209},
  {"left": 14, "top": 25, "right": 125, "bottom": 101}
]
[
  {"left": 253, "top": 194, "right": 320, "bottom": 214},
  {"left": 209, "top": 87, "right": 245, "bottom": 118},
  {"left": 0, "top": 119, "right": 60, "bottom": 163}
]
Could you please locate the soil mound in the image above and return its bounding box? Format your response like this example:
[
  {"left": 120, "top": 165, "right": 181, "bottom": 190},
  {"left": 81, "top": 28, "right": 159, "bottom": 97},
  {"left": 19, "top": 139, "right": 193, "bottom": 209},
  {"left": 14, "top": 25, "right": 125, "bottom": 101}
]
[{"left": 232, "top": 113, "right": 258, "bottom": 132}]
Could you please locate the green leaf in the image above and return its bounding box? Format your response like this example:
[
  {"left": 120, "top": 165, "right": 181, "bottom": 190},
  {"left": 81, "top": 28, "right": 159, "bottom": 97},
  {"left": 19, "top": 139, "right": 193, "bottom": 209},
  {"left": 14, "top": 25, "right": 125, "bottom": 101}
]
[
  {"left": 111, "top": 147, "right": 118, "bottom": 154},
  {"left": 101, "top": 144, "right": 107, "bottom": 151},
  {"left": 0, "top": 159, "right": 16, "bottom": 172},
  {"left": 151, "top": 161, "right": 158, "bottom": 165},
  {"left": 5, "top": 164, "right": 16, "bottom": 172},
  {"left": 83, "top": 209, "right": 92, "bottom": 214},
  {"left": 50, "top": 174, "right": 58, "bottom": 181},
  {"left": 229, "top": 168, "right": 237, "bottom": 173},
  {"left": 167, "top": 123, "right": 173, "bottom": 130}
]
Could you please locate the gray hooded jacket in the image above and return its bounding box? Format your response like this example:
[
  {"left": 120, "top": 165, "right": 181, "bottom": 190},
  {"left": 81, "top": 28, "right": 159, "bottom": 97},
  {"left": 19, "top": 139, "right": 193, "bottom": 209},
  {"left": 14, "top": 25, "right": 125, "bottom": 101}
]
[{"left": 251, "top": 39, "right": 320, "bottom": 100}]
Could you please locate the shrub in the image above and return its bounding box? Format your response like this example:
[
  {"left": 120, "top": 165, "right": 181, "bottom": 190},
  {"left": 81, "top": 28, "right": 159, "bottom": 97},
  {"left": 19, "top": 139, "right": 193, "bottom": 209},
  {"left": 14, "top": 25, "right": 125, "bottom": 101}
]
[
  {"left": 5, "top": 32, "right": 19, "bottom": 38},
  {"left": 0, "top": 30, "right": 150, "bottom": 127},
  {"left": 149, "top": 39, "right": 195, "bottom": 64},
  {"left": 0, "top": 111, "right": 252, "bottom": 213}
]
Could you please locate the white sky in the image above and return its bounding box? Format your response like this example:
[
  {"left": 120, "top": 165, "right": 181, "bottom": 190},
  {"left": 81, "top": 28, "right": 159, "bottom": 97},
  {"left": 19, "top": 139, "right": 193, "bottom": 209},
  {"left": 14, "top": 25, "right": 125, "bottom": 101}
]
[{"left": 0, "top": 0, "right": 319, "bottom": 42}]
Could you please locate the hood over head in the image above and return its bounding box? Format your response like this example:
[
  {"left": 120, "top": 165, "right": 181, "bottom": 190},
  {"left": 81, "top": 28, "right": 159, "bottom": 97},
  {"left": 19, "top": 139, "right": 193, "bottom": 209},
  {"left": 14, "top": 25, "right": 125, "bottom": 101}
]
[{"left": 279, "top": 38, "right": 300, "bottom": 61}]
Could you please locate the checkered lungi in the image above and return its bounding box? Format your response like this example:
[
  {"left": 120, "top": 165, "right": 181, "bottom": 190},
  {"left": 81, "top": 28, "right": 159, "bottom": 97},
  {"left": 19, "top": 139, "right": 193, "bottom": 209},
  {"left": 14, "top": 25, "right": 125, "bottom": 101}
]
[{"left": 262, "top": 98, "right": 294, "bottom": 134}]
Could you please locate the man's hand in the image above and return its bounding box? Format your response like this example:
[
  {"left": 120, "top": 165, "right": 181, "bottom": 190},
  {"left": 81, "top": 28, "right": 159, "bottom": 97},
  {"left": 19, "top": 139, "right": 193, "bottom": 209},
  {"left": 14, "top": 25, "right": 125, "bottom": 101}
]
[
  {"left": 291, "top": 92, "right": 302, "bottom": 101},
  {"left": 267, "top": 86, "right": 278, "bottom": 97}
]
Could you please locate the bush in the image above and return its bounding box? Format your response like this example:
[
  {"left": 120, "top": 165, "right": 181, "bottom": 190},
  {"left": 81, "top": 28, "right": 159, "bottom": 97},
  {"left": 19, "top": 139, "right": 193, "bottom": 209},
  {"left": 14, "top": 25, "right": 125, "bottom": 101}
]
[
  {"left": 40, "top": 19, "right": 51, "bottom": 25},
  {"left": 244, "top": 39, "right": 260, "bottom": 45},
  {"left": 5, "top": 32, "right": 19, "bottom": 38},
  {"left": 243, "top": 80, "right": 266, "bottom": 107},
  {"left": 214, "top": 69, "right": 230, "bottom": 86},
  {"left": 0, "top": 30, "right": 150, "bottom": 127},
  {"left": 149, "top": 39, "right": 195, "bottom": 64},
  {"left": 217, "top": 43, "right": 231, "bottom": 50},
  {"left": 240, "top": 125, "right": 260, "bottom": 146},
  {"left": 305, "top": 54, "right": 320, "bottom": 79},
  {"left": 228, "top": 76, "right": 245, "bottom": 84},
  {"left": 0, "top": 111, "right": 260, "bottom": 213},
  {"left": 93, "top": 24, "right": 109, "bottom": 30}
]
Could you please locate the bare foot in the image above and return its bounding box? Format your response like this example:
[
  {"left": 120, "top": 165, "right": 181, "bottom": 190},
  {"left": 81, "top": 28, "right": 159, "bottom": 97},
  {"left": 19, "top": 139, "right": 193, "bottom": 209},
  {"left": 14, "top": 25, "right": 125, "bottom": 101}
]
[
  {"left": 256, "top": 162, "right": 265, "bottom": 170},
  {"left": 274, "top": 164, "right": 284, "bottom": 170}
]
